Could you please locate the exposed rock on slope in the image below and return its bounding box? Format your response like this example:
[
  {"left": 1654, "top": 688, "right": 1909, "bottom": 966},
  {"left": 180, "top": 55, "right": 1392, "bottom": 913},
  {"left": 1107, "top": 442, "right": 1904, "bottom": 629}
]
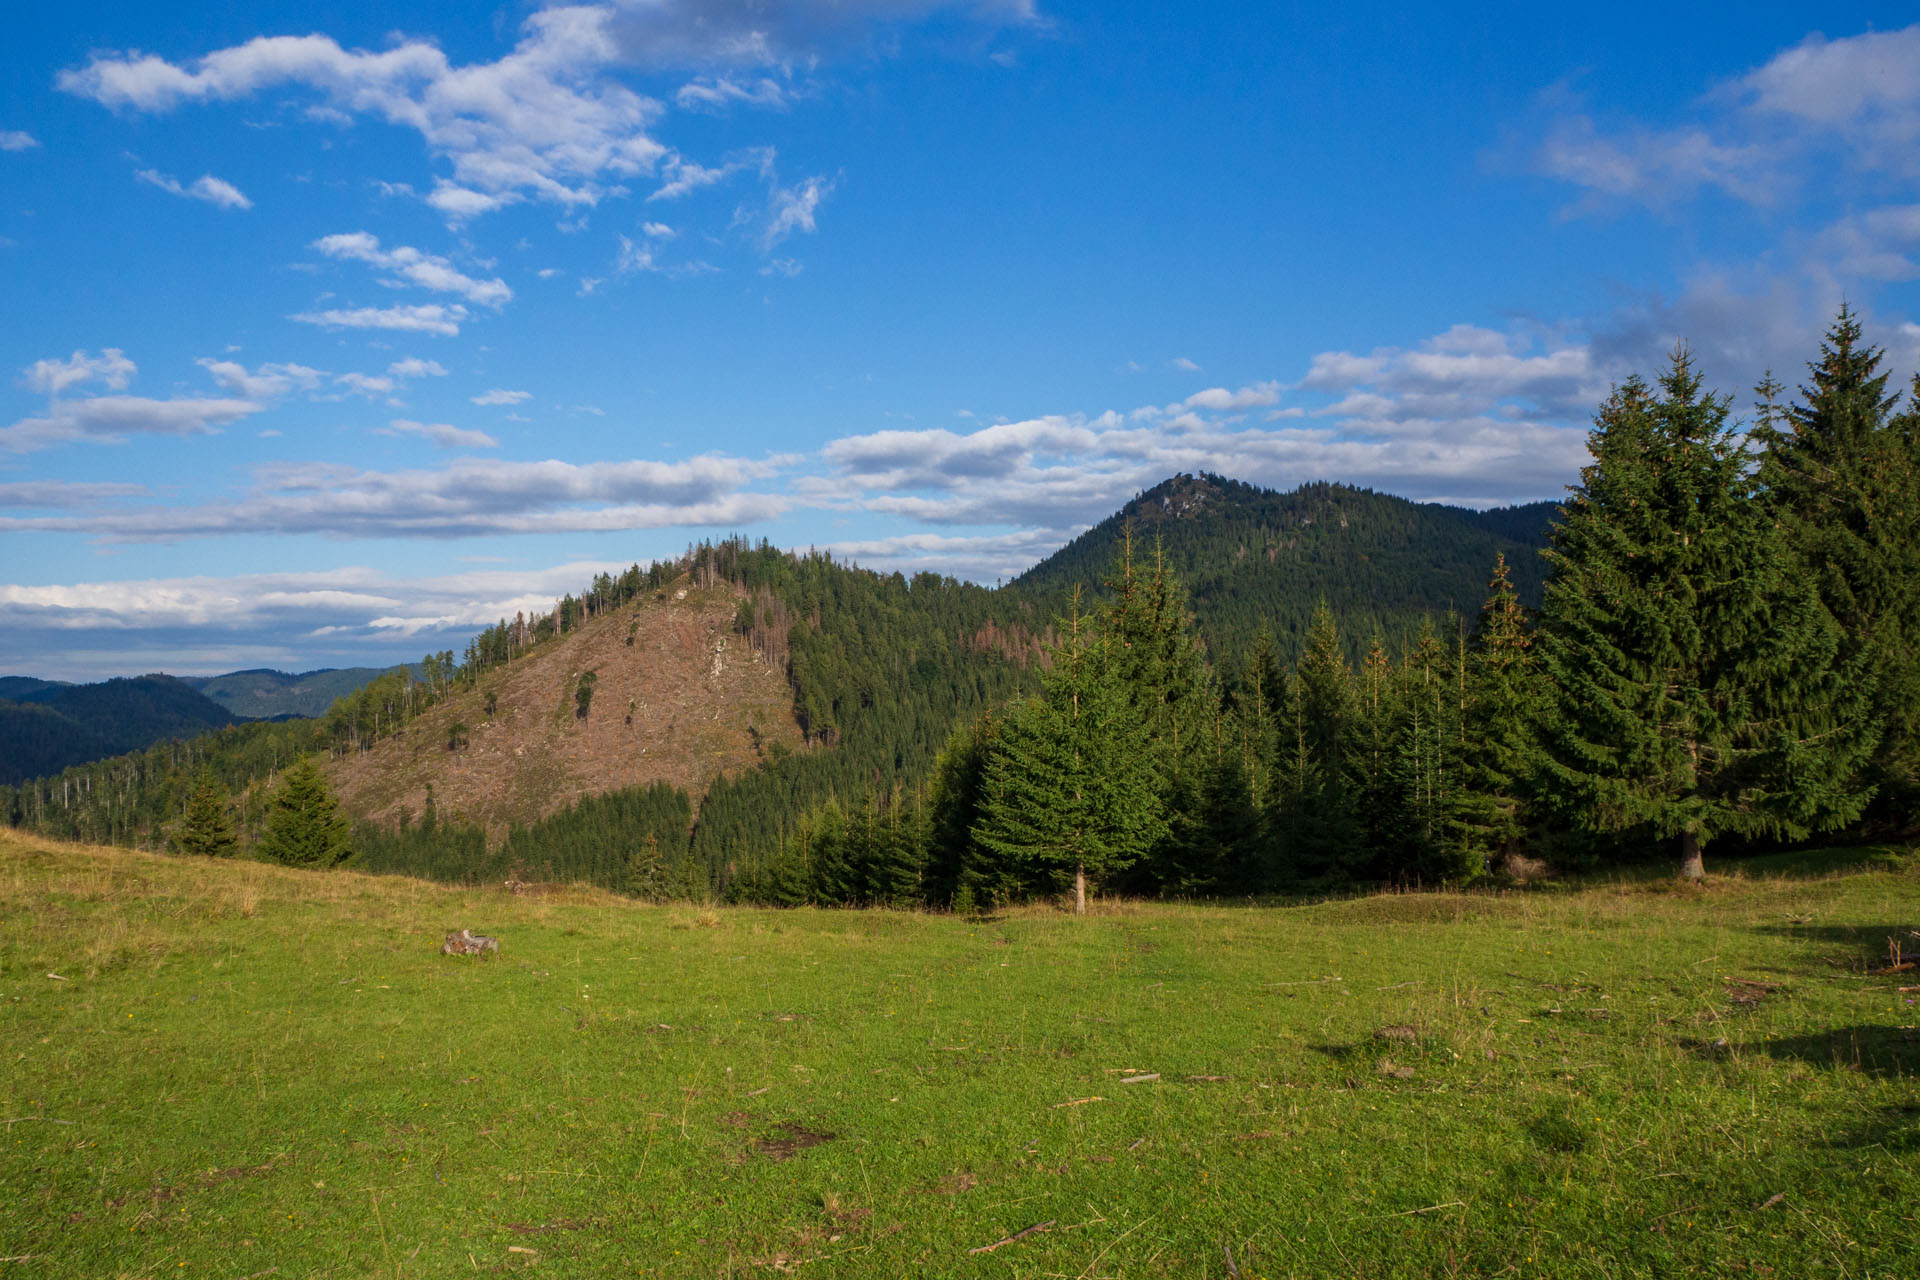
[{"left": 327, "top": 584, "right": 802, "bottom": 835}]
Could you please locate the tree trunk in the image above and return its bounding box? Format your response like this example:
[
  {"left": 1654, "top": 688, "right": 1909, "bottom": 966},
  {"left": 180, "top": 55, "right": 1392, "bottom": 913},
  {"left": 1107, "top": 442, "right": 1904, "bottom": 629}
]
[
  {"left": 1678, "top": 828, "right": 1705, "bottom": 881},
  {"left": 1073, "top": 864, "right": 1087, "bottom": 915}
]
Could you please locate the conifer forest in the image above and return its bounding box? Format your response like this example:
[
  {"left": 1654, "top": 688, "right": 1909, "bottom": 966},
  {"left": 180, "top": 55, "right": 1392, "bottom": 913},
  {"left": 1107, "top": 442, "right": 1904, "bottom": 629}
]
[{"left": 6, "top": 310, "right": 1917, "bottom": 907}]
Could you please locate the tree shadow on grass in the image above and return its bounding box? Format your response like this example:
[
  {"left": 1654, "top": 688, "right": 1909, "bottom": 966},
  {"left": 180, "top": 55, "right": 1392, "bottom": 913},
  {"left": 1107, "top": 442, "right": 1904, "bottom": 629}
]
[
  {"left": 1749, "top": 922, "right": 1920, "bottom": 970},
  {"left": 1757, "top": 1024, "right": 1920, "bottom": 1074},
  {"left": 1676, "top": 1024, "right": 1920, "bottom": 1080}
]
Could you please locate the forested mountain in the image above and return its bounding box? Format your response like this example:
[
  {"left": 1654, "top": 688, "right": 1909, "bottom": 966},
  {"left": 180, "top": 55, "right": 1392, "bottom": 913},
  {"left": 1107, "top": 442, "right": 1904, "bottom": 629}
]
[
  {"left": 0, "top": 676, "right": 240, "bottom": 785},
  {"left": 0, "top": 676, "right": 69, "bottom": 700},
  {"left": 183, "top": 667, "right": 407, "bottom": 721},
  {"left": 11, "top": 315, "right": 1914, "bottom": 905},
  {"left": 1016, "top": 474, "right": 1555, "bottom": 658}
]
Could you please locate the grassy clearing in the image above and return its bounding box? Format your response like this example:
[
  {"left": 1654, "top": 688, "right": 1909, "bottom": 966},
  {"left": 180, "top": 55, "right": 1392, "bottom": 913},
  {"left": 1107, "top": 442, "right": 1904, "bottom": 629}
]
[{"left": 3, "top": 831, "right": 1918, "bottom": 1278}]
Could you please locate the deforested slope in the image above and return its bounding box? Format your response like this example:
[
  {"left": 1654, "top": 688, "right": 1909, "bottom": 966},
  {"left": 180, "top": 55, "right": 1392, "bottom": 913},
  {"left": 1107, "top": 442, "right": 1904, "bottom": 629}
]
[{"left": 327, "top": 582, "right": 803, "bottom": 836}]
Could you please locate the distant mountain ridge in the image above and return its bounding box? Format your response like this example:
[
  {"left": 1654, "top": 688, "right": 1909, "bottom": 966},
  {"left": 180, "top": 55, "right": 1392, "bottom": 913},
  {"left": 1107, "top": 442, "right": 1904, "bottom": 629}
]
[
  {"left": 0, "top": 665, "right": 412, "bottom": 785},
  {"left": 1015, "top": 474, "right": 1556, "bottom": 658},
  {"left": 182, "top": 667, "right": 406, "bottom": 721},
  {"left": 0, "top": 676, "right": 240, "bottom": 786}
]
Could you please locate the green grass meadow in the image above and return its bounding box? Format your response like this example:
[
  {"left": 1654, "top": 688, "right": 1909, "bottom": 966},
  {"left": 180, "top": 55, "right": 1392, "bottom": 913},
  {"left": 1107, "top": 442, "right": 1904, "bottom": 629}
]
[{"left": 4, "top": 831, "right": 1919, "bottom": 1278}]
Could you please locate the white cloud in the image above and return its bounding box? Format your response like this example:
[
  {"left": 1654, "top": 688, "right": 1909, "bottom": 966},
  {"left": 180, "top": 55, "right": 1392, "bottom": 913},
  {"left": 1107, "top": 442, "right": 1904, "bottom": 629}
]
[
  {"left": 0, "top": 560, "right": 644, "bottom": 678},
  {"left": 134, "top": 168, "right": 254, "bottom": 209},
  {"left": 387, "top": 357, "right": 449, "bottom": 379},
  {"left": 649, "top": 151, "right": 760, "bottom": 202},
  {"left": 1536, "top": 24, "right": 1920, "bottom": 212},
  {"left": 23, "top": 349, "right": 136, "bottom": 396},
  {"left": 601, "top": 0, "right": 1039, "bottom": 70},
  {"left": 1170, "top": 356, "right": 1202, "bottom": 373},
  {"left": 334, "top": 372, "right": 397, "bottom": 397},
  {"left": 0, "top": 130, "right": 40, "bottom": 151},
  {"left": 1, "top": 395, "right": 262, "bottom": 453},
  {"left": 379, "top": 418, "right": 499, "bottom": 449},
  {"left": 675, "top": 75, "right": 790, "bottom": 112},
  {"left": 196, "top": 358, "right": 325, "bottom": 398},
  {"left": 1182, "top": 382, "right": 1281, "bottom": 412},
  {"left": 290, "top": 304, "right": 468, "bottom": 336},
  {"left": 765, "top": 174, "right": 832, "bottom": 247},
  {"left": 0, "top": 480, "right": 145, "bottom": 507},
  {"left": 470, "top": 388, "right": 532, "bottom": 406},
  {"left": 0, "top": 454, "right": 787, "bottom": 539},
  {"left": 313, "top": 232, "right": 511, "bottom": 306},
  {"left": 615, "top": 233, "right": 656, "bottom": 274},
  {"left": 811, "top": 321, "right": 1602, "bottom": 540},
  {"left": 61, "top": 9, "right": 668, "bottom": 220},
  {"left": 641, "top": 220, "right": 676, "bottom": 238}
]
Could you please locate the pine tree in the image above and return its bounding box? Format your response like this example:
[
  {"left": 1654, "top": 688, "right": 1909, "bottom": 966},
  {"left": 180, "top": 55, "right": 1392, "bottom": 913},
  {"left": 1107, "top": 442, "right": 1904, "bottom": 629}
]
[
  {"left": 972, "top": 595, "right": 1167, "bottom": 912},
  {"left": 1535, "top": 351, "right": 1877, "bottom": 879},
  {"left": 257, "top": 755, "right": 353, "bottom": 868},
  {"left": 626, "top": 833, "right": 667, "bottom": 901},
  {"left": 1462, "top": 554, "right": 1539, "bottom": 870},
  {"left": 174, "top": 770, "right": 238, "bottom": 859},
  {"left": 1755, "top": 306, "right": 1920, "bottom": 818},
  {"left": 1268, "top": 602, "right": 1361, "bottom": 885}
]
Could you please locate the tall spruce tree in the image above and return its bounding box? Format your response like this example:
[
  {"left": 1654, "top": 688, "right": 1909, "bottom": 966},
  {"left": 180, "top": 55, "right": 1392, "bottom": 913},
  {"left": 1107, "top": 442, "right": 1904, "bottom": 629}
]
[
  {"left": 972, "top": 595, "right": 1166, "bottom": 913},
  {"left": 1755, "top": 307, "right": 1920, "bottom": 819},
  {"left": 174, "top": 770, "right": 238, "bottom": 859},
  {"left": 1101, "top": 530, "right": 1216, "bottom": 891},
  {"left": 1268, "top": 602, "right": 1361, "bottom": 885},
  {"left": 1462, "top": 554, "right": 1539, "bottom": 870},
  {"left": 1534, "top": 351, "right": 1876, "bottom": 879},
  {"left": 257, "top": 755, "right": 354, "bottom": 869}
]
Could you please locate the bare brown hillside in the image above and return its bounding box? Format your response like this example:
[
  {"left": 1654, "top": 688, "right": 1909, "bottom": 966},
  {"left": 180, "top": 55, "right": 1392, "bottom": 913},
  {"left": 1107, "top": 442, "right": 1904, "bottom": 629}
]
[{"left": 327, "top": 584, "right": 801, "bottom": 835}]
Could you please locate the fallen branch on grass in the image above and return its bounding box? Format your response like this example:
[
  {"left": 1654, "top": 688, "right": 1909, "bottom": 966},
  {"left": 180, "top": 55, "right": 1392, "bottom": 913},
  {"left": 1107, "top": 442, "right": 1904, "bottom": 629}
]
[
  {"left": 968, "top": 1220, "right": 1055, "bottom": 1254},
  {"left": 1052, "top": 1096, "right": 1103, "bottom": 1108},
  {"left": 1118, "top": 1073, "right": 1159, "bottom": 1085}
]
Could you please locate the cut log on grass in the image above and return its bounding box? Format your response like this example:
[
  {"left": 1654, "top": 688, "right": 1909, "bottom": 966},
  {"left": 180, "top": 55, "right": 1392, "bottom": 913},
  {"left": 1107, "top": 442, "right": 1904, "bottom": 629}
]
[
  {"left": 968, "top": 1220, "right": 1055, "bottom": 1255},
  {"left": 442, "top": 929, "right": 500, "bottom": 957}
]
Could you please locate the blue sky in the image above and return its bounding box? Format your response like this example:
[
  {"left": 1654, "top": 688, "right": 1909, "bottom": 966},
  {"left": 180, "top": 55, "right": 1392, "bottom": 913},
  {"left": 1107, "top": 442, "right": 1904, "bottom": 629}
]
[{"left": 3, "top": 2, "right": 1918, "bottom": 679}]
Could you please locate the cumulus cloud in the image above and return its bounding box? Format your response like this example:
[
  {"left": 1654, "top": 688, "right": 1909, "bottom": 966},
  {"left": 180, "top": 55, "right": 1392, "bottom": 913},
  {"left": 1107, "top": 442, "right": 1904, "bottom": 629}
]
[
  {"left": 290, "top": 303, "right": 468, "bottom": 336},
  {"left": 313, "top": 232, "right": 512, "bottom": 306},
  {"left": 1, "top": 130, "right": 40, "bottom": 151},
  {"left": 135, "top": 168, "right": 254, "bottom": 209},
  {"left": 1170, "top": 356, "right": 1202, "bottom": 373},
  {"left": 470, "top": 388, "right": 532, "bottom": 406},
  {"left": 60, "top": 8, "right": 668, "bottom": 219},
  {"left": 333, "top": 372, "right": 397, "bottom": 397},
  {"left": 23, "top": 349, "right": 136, "bottom": 396},
  {"left": 378, "top": 418, "right": 499, "bottom": 449},
  {"left": 809, "top": 321, "right": 1601, "bottom": 553},
  {"left": 1535, "top": 24, "right": 1920, "bottom": 212},
  {"left": 5, "top": 350, "right": 263, "bottom": 452},
  {"left": 196, "top": 358, "right": 324, "bottom": 398},
  {"left": 0, "top": 560, "right": 642, "bottom": 679},
  {"left": 0, "top": 395, "right": 262, "bottom": 453},
  {"left": 387, "top": 357, "right": 448, "bottom": 379},
  {"left": 0, "top": 453, "right": 788, "bottom": 540}
]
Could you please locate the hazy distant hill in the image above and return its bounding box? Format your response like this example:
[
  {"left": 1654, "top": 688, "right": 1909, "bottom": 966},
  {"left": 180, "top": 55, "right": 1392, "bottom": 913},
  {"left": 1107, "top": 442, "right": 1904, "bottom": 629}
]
[
  {"left": 0, "top": 676, "right": 70, "bottom": 701},
  {"left": 183, "top": 667, "right": 403, "bottom": 721},
  {"left": 0, "top": 676, "right": 240, "bottom": 786},
  {"left": 1015, "top": 473, "right": 1557, "bottom": 658}
]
